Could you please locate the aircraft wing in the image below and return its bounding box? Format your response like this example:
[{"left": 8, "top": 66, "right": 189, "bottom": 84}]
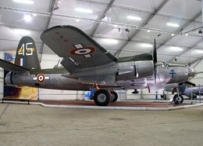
[
  {"left": 41, "top": 25, "right": 117, "bottom": 72},
  {"left": 0, "top": 59, "right": 29, "bottom": 72}
]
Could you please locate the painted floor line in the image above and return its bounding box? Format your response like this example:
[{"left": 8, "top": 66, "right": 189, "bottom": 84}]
[
  {"left": 1, "top": 100, "right": 203, "bottom": 111},
  {"left": 29, "top": 102, "right": 203, "bottom": 111}
]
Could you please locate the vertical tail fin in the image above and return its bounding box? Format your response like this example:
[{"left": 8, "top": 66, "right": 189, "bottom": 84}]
[{"left": 15, "top": 36, "right": 41, "bottom": 70}]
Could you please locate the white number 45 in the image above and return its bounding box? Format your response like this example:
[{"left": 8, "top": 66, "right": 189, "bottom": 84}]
[{"left": 18, "top": 43, "right": 34, "bottom": 56}]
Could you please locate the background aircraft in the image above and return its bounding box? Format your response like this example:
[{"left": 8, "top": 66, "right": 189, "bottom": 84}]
[
  {"left": 161, "top": 82, "right": 203, "bottom": 104},
  {"left": 0, "top": 25, "right": 197, "bottom": 106}
]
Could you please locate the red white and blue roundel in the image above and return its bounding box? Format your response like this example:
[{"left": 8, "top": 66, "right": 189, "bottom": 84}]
[
  {"left": 32, "top": 74, "right": 50, "bottom": 83},
  {"left": 70, "top": 44, "right": 95, "bottom": 58}
]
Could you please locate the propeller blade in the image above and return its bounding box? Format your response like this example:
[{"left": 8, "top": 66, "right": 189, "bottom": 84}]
[
  {"left": 153, "top": 39, "right": 157, "bottom": 84},
  {"left": 153, "top": 39, "right": 157, "bottom": 64}
]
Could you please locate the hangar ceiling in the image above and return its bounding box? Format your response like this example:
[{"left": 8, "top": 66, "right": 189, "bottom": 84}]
[{"left": 0, "top": 0, "right": 203, "bottom": 65}]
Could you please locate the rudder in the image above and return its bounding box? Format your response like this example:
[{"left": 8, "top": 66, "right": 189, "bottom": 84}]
[{"left": 15, "top": 36, "right": 41, "bottom": 70}]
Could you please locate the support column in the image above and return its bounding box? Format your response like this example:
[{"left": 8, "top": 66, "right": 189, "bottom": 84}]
[
  {"left": 140, "top": 89, "right": 143, "bottom": 99},
  {"left": 0, "top": 51, "right": 4, "bottom": 99}
]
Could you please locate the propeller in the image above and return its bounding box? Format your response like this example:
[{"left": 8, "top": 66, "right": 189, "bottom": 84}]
[{"left": 153, "top": 39, "right": 157, "bottom": 84}]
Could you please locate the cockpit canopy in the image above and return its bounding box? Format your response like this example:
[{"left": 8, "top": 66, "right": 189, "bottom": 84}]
[{"left": 156, "top": 61, "right": 188, "bottom": 68}]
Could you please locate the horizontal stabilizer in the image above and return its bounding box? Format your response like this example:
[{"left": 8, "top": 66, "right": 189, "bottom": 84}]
[{"left": 0, "top": 59, "right": 29, "bottom": 72}]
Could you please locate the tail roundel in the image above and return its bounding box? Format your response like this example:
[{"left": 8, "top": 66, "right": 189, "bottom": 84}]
[{"left": 14, "top": 36, "right": 41, "bottom": 70}]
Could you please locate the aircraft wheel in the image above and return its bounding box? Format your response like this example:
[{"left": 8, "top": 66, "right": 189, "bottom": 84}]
[
  {"left": 180, "top": 95, "right": 184, "bottom": 104},
  {"left": 110, "top": 91, "right": 118, "bottom": 102},
  {"left": 94, "top": 89, "right": 110, "bottom": 106},
  {"left": 173, "top": 94, "right": 184, "bottom": 105}
]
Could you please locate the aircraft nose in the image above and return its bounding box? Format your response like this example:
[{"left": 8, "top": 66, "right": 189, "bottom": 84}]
[{"left": 188, "top": 67, "right": 196, "bottom": 77}]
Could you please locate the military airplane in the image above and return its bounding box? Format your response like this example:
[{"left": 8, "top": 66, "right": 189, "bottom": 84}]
[
  {"left": 179, "top": 83, "right": 203, "bottom": 98},
  {"left": 0, "top": 25, "right": 197, "bottom": 106},
  {"left": 163, "top": 82, "right": 203, "bottom": 104}
]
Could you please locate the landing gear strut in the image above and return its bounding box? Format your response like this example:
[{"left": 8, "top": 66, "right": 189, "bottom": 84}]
[{"left": 93, "top": 89, "right": 118, "bottom": 106}]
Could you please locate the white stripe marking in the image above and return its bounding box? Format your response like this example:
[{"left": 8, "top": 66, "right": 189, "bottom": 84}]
[
  {"left": 84, "top": 54, "right": 91, "bottom": 58},
  {"left": 74, "top": 44, "right": 83, "bottom": 49},
  {"left": 33, "top": 76, "right": 50, "bottom": 80},
  {"left": 20, "top": 58, "right": 23, "bottom": 66}
]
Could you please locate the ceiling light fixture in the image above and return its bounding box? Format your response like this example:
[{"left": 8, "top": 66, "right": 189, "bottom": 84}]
[
  {"left": 147, "top": 29, "right": 151, "bottom": 33},
  {"left": 167, "top": 23, "right": 179, "bottom": 27},
  {"left": 75, "top": 8, "right": 93, "bottom": 13},
  {"left": 32, "top": 13, "right": 37, "bottom": 16},
  {"left": 13, "top": 0, "right": 34, "bottom": 4},
  {"left": 171, "top": 33, "right": 175, "bottom": 36},
  {"left": 141, "top": 43, "right": 153, "bottom": 48},
  {"left": 170, "top": 47, "right": 183, "bottom": 51},
  {"left": 196, "top": 50, "right": 203, "bottom": 53},
  {"left": 24, "top": 15, "right": 32, "bottom": 22},
  {"left": 103, "top": 39, "right": 118, "bottom": 44},
  {"left": 127, "top": 15, "right": 142, "bottom": 21},
  {"left": 185, "top": 33, "right": 188, "bottom": 36}
]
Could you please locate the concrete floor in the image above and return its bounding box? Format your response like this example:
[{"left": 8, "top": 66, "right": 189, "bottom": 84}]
[{"left": 0, "top": 104, "right": 203, "bottom": 146}]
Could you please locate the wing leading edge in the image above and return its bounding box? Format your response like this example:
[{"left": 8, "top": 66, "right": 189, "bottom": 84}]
[{"left": 41, "top": 25, "right": 117, "bottom": 72}]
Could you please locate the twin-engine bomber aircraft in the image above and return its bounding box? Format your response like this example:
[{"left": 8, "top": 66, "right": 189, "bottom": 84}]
[{"left": 0, "top": 25, "right": 197, "bottom": 106}]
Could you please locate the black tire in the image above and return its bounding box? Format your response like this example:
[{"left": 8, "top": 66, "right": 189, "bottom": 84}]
[
  {"left": 110, "top": 91, "right": 118, "bottom": 102},
  {"left": 180, "top": 95, "right": 184, "bottom": 104},
  {"left": 173, "top": 94, "right": 184, "bottom": 105},
  {"left": 94, "top": 89, "right": 110, "bottom": 106}
]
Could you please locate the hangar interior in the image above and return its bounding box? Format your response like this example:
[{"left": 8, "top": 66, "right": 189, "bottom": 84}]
[{"left": 0, "top": 0, "right": 203, "bottom": 101}]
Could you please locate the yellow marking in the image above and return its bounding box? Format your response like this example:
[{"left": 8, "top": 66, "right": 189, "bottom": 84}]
[
  {"left": 18, "top": 49, "right": 24, "bottom": 54},
  {"left": 28, "top": 48, "right": 35, "bottom": 52},
  {"left": 18, "top": 48, "right": 35, "bottom": 53},
  {"left": 27, "top": 48, "right": 35, "bottom": 53},
  {"left": 32, "top": 48, "right": 35, "bottom": 52}
]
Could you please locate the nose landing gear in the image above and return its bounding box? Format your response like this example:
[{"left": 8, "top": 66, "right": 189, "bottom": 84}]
[{"left": 173, "top": 94, "right": 184, "bottom": 105}]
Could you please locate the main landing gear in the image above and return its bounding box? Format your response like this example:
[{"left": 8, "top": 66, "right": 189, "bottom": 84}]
[{"left": 93, "top": 89, "right": 118, "bottom": 106}]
